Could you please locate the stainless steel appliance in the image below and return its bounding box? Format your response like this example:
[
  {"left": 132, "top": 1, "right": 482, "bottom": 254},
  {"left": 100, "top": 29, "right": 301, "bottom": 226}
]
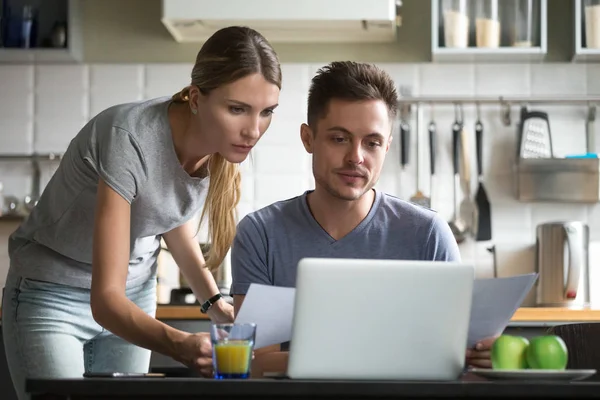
[{"left": 535, "top": 221, "right": 590, "bottom": 308}]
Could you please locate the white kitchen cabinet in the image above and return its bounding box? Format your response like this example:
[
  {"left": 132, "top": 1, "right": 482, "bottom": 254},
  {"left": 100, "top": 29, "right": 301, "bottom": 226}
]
[
  {"left": 0, "top": 0, "right": 82, "bottom": 63},
  {"left": 573, "top": 0, "right": 600, "bottom": 61},
  {"left": 431, "top": 0, "right": 547, "bottom": 62}
]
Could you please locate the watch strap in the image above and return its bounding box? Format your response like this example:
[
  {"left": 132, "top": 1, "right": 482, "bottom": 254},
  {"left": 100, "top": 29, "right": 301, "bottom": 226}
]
[{"left": 200, "top": 293, "right": 223, "bottom": 313}]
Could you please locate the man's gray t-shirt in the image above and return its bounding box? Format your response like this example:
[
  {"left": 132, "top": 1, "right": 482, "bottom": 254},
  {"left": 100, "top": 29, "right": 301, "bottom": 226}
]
[
  {"left": 230, "top": 189, "right": 461, "bottom": 295},
  {"left": 9, "top": 97, "right": 209, "bottom": 289}
]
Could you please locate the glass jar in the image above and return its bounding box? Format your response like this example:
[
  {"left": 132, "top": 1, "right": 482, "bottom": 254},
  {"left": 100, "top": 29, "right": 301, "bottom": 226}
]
[
  {"left": 443, "top": 0, "right": 470, "bottom": 48},
  {"left": 585, "top": 0, "right": 600, "bottom": 48},
  {"left": 509, "top": 0, "right": 539, "bottom": 47},
  {"left": 475, "top": 0, "right": 501, "bottom": 48}
]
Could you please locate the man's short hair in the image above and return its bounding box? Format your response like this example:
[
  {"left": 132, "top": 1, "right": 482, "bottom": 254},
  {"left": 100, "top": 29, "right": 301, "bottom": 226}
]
[{"left": 307, "top": 61, "right": 399, "bottom": 130}]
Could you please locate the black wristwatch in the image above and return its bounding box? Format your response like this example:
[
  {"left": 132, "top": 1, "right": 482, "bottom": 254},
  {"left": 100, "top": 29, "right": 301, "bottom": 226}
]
[{"left": 200, "top": 293, "right": 223, "bottom": 313}]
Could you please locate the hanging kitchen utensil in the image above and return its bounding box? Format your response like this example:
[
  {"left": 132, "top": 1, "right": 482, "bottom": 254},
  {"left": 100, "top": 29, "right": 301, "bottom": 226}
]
[
  {"left": 458, "top": 123, "right": 476, "bottom": 236},
  {"left": 410, "top": 105, "right": 431, "bottom": 208},
  {"left": 410, "top": 105, "right": 431, "bottom": 209},
  {"left": 448, "top": 104, "right": 468, "bottom": 244},
  {"left": 586, "top": 104, "right": 596, "bottom": 154},
  {"left": 400, "top": 116, "right": 410, "bottom": 169},
  {"left": 399, "top": 86, "right": 411, "bottom": 170},
  {"left": 487, "top": 245, "right": 498, "bottom": 278},
  {"left": 474, "top": 103, "right": 492, "bottom": 241},
  {"left": 518, "top": 109, "right": 553, "bottom": 159},
  {"left": 428, "top": 104, "right": 436, "bottom": 208}
]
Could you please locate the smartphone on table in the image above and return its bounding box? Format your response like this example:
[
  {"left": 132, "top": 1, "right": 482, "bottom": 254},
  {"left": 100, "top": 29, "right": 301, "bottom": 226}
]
[{"left": 83, "top": 372, "right": 166, "bottom": 378}]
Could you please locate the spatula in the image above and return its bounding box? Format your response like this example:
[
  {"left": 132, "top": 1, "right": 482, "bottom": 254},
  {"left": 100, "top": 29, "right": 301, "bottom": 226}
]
[
  {"left": 410, "top": 106, "right": 431, "bottom": 209},
  {"left": 474, "top": 112, "right": 492, "bottom": 241}
]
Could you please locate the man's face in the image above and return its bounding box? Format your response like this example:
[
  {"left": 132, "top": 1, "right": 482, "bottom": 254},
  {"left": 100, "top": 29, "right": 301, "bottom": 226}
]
[{"left": 301, "top": 98, "right": 392, "bottom": 201}]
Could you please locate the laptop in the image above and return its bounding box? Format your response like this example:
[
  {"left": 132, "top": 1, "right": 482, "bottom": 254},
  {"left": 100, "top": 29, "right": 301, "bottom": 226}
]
[{"left": 286, "top": 257, "right": 474, "bottom": 381}]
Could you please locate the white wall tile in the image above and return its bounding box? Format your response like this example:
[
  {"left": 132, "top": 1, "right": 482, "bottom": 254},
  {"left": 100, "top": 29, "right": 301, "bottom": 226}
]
[
  {"left": 0, "top": 65, "right": 34, "bottom": 119},
  {"left": 0, "top": 66, "right": 34, "bottom": 153},
  {"left": 254, "top": 174, "right": 311, "bottom": 209},
  {"left": 236, "top": 202, "right": 255, "bottom": 223},
  {"left": 531, "top": 203, "right": 589, "bottom": 233},
  {"left": 34, "top": 65, "right": 88, "bottom": 154},
  {"left": 144, "top": 64, "right": 194, "bottom": 99},
  {"left": 530, "top": 64, "right": 587, "bottom": 96},
  {"left": 418, "top": 64, "right": 475, "bottom": 96},
  {"left": 586, "top": 64, "right": 600, "bottom": 95},
  {"left": 490, "top": 198, "right": 534, "bottom": 243},
  {"left": 378, "top": 63, "right": 419, "bottom": 94},
  {"left": 89, "top": 64, "right": 144, "bottom": 117},
  {"left": 260, "top": 116, "right": 304, "bottom": 146},
  {"left": 475, "top": 64, "right": 531, "bottom": 96},
  {"left": 0, "top": 161, "right": 33, "bottom": 199},
  {"left": 279, "top": 64, "right": 310, "bottom": 118},
  {"left": 586, "top": 205, "right": 600, "bottom": 241},
  {"left": 35, "top": 118, "right": 85, "bottom": 154},
  {"left": 0, "top": 119, "right": 33, "bottom": 154},
  {"left": 254, "top": 144, "right": 309, "bottom": 174},
  {"left": 240, "top": 173, "right": 254, "bottom": 203}
]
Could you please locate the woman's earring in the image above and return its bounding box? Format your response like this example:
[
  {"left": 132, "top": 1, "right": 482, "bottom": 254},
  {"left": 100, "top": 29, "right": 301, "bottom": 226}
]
[{"left": 191, "top": 108, "right": 198, "bottom": 115}]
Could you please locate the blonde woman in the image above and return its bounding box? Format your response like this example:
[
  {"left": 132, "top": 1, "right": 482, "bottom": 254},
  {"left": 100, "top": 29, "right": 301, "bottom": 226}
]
[{"left": 2, "top": 26, "right": 281, "bottom": 399}]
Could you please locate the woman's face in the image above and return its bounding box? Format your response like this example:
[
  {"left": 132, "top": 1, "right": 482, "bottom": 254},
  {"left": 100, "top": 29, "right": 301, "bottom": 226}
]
[{"left": 189, "top": 73, "right": 280, "bottom": 164}]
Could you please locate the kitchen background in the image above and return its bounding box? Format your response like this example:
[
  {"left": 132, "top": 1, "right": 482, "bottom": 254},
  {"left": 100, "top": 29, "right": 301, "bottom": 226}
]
[{"left": 0, "top": 0, "right": 599, "bottom": 307}]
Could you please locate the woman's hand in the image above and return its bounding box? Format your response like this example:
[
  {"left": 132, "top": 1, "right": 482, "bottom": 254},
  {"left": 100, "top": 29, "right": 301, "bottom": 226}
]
[
  {"left": 175, "top": 332, "right": 214, "bottom": 377},
  {"left": 207, "top": 300, "right": 235, "bottom": 323}
]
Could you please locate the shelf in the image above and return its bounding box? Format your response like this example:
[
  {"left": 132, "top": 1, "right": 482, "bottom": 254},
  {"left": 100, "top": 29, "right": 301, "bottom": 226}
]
[
  {"left": 0, "top": 0, "right": 83, "bottom": 64},
  {"left": 573, "top": 0, "right": 600, "bottom": 62},
  {"left": 0, "top": 48, "right": 78, "bottom": 63},
  {"left": 432, "top": 46, "right": 546, "bottom": 62},
  {"left": 431, "top": 0, "right": 547, "bottom": 63}
]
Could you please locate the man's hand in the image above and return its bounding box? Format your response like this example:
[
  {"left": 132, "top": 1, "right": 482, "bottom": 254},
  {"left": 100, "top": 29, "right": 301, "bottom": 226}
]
[{"left": 465, "top": 336, "right": 498, "bottom": 369}]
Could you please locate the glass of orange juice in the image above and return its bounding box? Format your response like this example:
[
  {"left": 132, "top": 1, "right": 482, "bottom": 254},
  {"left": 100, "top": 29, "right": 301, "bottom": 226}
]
[{"left": 210, "top": 323, "right": 256, "bottom": 379}]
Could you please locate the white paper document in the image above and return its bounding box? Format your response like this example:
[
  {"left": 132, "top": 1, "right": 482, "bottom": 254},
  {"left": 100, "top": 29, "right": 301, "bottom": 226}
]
[
  {"left": 235, "top": 274, "right": 538, "bottom": 350},
  {"left": 467, "top": 273, "right": 538, "bottom": 347},
  {"left": 234, "top": 284, "right": 296, "bottom": 349}
]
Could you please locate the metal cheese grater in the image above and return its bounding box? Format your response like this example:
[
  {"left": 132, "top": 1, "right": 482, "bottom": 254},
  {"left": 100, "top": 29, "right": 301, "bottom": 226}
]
[{"left": 518, "top": 110, "right": 553, "bottom": 158}]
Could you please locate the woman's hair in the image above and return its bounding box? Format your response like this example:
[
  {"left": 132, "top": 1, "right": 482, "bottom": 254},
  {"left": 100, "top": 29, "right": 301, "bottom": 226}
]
[{"left": 172, "top": 26, "right": 281, "bottom": 273}]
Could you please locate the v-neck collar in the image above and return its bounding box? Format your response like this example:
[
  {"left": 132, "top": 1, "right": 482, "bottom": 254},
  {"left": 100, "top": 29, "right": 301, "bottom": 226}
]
[{"left": 299, "top": 188, "right": 382, "bottom": 246}]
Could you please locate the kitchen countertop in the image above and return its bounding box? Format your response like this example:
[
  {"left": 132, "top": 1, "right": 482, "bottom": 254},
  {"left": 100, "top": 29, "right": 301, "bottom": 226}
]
[
  {"left": 153, "top": 305, "right": 600, "bottom": 323},
  {"left": 24, "top": 376, "right": 600, "bottom": 399},
  {"left": 2, "top": 305, "right": 600, "bottom": 323}
]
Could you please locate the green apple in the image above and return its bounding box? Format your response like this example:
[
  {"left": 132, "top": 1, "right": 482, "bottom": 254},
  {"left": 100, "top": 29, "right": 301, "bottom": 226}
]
[
  {"left": 491, "top": 335, "right": 530, "bottom": 370},
  {"left": 525, "top": 335, "right": 568, "bottom": 370}
]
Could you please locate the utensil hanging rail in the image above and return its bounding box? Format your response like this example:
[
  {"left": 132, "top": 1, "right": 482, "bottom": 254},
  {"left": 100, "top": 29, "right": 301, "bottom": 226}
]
[
  {"left": 397, "top": 95, "right": 600, "bottom": 126},
  {"left": 0, "top": 153, "right": 62, "bottom": 161}
]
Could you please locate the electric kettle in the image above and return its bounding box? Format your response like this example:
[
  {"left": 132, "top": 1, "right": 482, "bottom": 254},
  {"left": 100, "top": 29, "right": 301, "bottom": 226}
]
[{"left": 535, "top": 221, "right": 590, "bottom": 308}]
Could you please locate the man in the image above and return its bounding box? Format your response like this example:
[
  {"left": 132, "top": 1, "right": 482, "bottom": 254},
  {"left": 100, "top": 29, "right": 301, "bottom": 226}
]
[{"left": 230, "top": 61, "right": 494, "bottom": 376}]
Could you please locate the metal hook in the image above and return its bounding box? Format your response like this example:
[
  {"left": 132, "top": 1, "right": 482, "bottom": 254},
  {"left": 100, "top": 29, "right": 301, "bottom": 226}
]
[
  {"left": 587, "top": 103, "right": 597, "bottom": 123},
  {"left": 500, "top": 98, "right": 511, "bottom": 127},
  {"left": 453, "top": 102, "right": 464, "bottom": 125}
]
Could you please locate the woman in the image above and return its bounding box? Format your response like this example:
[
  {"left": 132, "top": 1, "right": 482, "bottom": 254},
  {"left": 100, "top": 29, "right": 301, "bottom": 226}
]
[{"left": 2, "top": 26, "right": 281, "bottom": 399}]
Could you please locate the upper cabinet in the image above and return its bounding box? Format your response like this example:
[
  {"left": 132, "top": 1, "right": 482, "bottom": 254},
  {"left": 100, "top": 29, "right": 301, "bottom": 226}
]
[
  {"left": 431, "top": 0, "right": 547, "bottom": 62},
  {"left": 573, "top": 0, "right": 600, "bottom": 61},
  {"left": 161, "top": 0, "right": 400, "bottom": 44},
  {"left": 0, "top": 0, "right": 83, "bottom": 63}
]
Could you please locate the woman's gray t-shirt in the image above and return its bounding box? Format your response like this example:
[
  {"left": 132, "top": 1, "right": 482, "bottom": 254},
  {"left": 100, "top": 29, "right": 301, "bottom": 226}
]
[{"left": 9, "top": 97, "right": 208, "bottom": 289}]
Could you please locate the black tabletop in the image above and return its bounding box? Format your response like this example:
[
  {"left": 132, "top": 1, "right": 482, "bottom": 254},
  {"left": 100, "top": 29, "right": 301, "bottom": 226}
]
[{"left": 26, "top": 376, "right": 600, "bottom": 400}]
